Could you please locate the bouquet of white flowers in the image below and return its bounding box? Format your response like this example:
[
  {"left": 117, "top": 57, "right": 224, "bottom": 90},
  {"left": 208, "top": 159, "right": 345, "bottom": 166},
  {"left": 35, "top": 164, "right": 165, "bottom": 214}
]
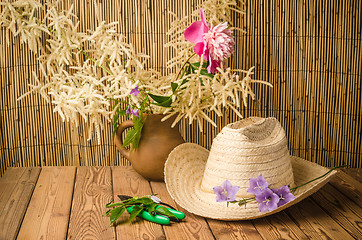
[{"left": 0, "top": 0, "right": 272, "bottom": 149}]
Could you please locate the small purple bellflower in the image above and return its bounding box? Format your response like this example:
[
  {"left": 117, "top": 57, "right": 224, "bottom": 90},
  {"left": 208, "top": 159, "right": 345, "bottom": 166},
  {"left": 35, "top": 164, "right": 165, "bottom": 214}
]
[
  {"left": 130, "top": 85, "right": 140, "bottom": 97},
  {"left": 126, "top": 107, "right": 139, "bottom": 117},
  {"left": 255, "top": 188, "right": 279, "bottom": 212},
  {"left": 213, "top": 180, "right": 240, "bottom": 202},
  {"left": 272, "top": 185, "right": 296, "bottom": 207},
  {"left": 126, "top": 107, "right": 132, "bottom": 115},
  {"left": 247, "top": 175, "right": 269, "bottom": 196}
]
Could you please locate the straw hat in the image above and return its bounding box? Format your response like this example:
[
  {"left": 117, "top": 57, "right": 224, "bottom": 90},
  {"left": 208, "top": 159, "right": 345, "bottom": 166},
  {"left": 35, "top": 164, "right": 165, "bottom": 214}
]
[{"left": 164, "top": 117, "right": 338, "bottom": 220}]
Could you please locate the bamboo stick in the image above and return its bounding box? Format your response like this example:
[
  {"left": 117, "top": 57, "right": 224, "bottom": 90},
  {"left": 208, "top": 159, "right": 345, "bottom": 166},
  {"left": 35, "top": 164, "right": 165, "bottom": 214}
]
[{"left": 0, "top": 0, "right": 361, "bottom": 176}]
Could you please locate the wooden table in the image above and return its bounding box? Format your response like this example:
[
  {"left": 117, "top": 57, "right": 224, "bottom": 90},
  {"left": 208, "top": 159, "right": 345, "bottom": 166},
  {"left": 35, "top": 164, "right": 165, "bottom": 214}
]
[{"left": 0, "top": 166, "right": 361, "bottom": 240}]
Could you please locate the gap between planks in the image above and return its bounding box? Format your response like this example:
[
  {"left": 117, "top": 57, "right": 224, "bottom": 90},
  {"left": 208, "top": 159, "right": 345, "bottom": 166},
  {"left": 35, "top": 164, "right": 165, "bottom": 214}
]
[
  {"left": 17, "top": 167, "right": 76, "bottom": 240},
  {"left": 0, "top": 168, "right": 41, "bottom": 240},
  {"left": 1, "top": 166, "right": 361, "bottom": 240}
]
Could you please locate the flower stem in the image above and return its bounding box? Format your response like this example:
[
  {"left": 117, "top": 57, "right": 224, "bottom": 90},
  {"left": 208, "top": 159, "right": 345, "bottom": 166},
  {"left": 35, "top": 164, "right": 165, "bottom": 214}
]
[
  {"left": 174, "top": 53, "right": 196, "bottom": 82},
  {"left": 290, "top": 165, "right": 348, "bottom": 192},
  {"left": 119, "top": 56, "right": 153, "bottom": 113},
  {"left": 229, "top": 165, "right": 347, "bottom": 207}
]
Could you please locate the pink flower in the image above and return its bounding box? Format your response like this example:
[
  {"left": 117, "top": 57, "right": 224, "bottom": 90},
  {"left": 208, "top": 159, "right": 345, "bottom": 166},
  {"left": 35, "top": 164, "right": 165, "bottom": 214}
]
[{"left": 184, "top": 8, "right": 235, "bottom": 73}]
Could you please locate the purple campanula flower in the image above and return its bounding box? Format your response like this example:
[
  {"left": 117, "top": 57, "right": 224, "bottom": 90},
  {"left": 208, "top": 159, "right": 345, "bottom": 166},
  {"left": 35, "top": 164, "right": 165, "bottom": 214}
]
[
  {"left": 213, "top": 180, "right": 240, "bottom": 202},
  {"left": 132, "top": 109, "right": 139, "bottom": 117},
  {"left": 126, "top": 106, "right": 131, "bottom": 114},
  {"left": 126, "top": 107, "right": 139, "bottom": 117},
  {"left": 272, "top": 185, "right": 296, "bottom": 207},
  {"left": 247, "top": 175, "right": 269, "bottom": 196},
  {"left": 130, "top": 85, "right": 140, "bottom": 97},
  {"left": 255, "top": 188, "right": 280, "bottom": 212}
]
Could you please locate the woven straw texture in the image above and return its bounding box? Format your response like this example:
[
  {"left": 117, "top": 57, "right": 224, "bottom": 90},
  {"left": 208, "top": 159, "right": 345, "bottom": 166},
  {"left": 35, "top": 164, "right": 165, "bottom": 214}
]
[
  {"left": 1, "top": 0, "right": 361, "bottom": 175},
  {"left": 164, "top": 141, "right": 337, "bottom": 220},
  {"left": 200, "top": 117, "right": 295, "bottom": 197}
]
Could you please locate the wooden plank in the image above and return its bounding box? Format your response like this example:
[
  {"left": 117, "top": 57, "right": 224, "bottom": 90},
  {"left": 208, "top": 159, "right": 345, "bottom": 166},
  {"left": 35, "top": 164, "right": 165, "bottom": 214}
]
[
  {"left": 286, "top": 197, "right": 355, "bottom": 239},
  {"left": 252, "top": 212, "right": 309, "bottom": 239},
  {"left": 17, "top": 167, "right": 75, "bottom": 240},
  {"left": 312, "top": 184, "right": 362, "bottom": 239},
  {"left": 150, "top": 181, "right": 215, "bottom": 240},
  {"left": 111, "top": 166, "right": 165, "bottom": 240},
  {"left": 329, "top": 171, "right": 362, "bottom": 207},
  {"left": 206, "top": 219, "right": 262, "bottom": 240},
  {"left": 342, "top": 168, "right": 361, "bottom": 183},
  {"left": 67, "top": 167, "right": 114, "bottom": 240},
  {"left": 0, "top": 168, "right": 41, "bottom": 240}
]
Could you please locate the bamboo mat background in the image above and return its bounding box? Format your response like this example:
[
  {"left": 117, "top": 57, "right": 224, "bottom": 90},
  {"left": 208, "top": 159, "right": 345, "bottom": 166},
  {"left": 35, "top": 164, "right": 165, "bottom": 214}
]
[{"left": 1, "top": 0, "right": 361, "bottom": 175}]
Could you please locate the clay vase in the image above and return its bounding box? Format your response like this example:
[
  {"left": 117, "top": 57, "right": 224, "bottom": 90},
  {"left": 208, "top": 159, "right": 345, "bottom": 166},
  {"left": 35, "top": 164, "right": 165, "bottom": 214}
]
[{"left": 114, "top": 114, "right": 185, "bottom": 181}]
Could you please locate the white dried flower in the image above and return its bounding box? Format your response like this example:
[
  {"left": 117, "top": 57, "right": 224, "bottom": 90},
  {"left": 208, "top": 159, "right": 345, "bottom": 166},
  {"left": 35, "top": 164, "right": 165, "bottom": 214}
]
[{"left": 1, "top": 0, "right": 273, "bottom": 144}]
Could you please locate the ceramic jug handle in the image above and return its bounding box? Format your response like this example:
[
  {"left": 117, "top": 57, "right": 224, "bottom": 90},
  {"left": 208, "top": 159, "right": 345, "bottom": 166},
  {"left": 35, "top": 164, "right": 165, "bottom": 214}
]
[{"left": 114, "top": 120, "right": 134, "bottom": 160}]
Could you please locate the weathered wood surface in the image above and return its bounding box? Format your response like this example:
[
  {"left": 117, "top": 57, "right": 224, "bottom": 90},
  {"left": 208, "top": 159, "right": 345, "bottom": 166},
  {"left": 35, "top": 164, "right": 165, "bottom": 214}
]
[
  {"left": 150, "top": 180, "right": 215, "bottom": 240},
  {"left": 67, "top": 167, "right": 114, "bottom": 240},
  {"left": 0, "top": 166, "right": 361, "bottom": 240},
  {"left": 342, "top": 168, "right": 361, "bottom": 183},
  {"left": 0, "top": 168, "right": 41, "bottom": 240},
  {"left": 17, "top": 167, "right": 75, "bottom": 240},
  {"left": 112, "top": 166, "right": 164, "bottom": 240}
]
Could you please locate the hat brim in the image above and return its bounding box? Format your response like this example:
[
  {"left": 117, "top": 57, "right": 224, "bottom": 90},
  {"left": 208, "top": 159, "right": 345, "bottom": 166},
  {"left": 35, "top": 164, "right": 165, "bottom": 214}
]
[{"left": 164, "top": 143, "right": 338, "bottom": 220}]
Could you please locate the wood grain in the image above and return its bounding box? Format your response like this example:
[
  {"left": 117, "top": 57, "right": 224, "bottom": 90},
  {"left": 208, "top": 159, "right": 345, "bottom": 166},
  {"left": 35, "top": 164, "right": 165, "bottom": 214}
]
[
  {"left": 150, "top": 181, "right": 215, "bottom": 240},
  {"left": 111, "top": 166, "right": 165, "bottom": 240},
  {"left": 329, "top": 171, "right": 362, "bottom": 207},
  {"left": 67, "top": 166, "right": 114, "bottom": 240},
  {"left": 1, "top": 166, "right": 362, "bottom": 239},
  {"left": 312, "top": 184, "right": 362, "bottom": 239},
  {"left": 286, "top": 197, "right": 355, "bottom": 239},
  {"left": 206, "top": 219, "right": 263, "bottom": 240},
  {"left": 252, "top": 212, "right": 309, "bottom": 239},
  {"left": 17, "top": 167, "right": 75, "bottom": 240},
  {"left": 0, "top": 168, "right": 40, "bottom": 240},
  {"left": 342, "top": 168, "right": 362, "bottom": 183}
]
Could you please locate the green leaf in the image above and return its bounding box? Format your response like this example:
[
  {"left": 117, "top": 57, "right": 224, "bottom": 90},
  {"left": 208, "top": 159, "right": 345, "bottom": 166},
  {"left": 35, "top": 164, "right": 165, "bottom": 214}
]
[
  {"left": 110, "top": 207, "right": 126, "bottom": 224},
  {"left": 105, "top": 209, "right": 111, "bottom": 216},
  {"left": 106, "top": 202, "right": 125, "bottom": 208},
  {"left": 171, "top": 82, "right": 178, "bottom": 93},
  {"left": 189, "top": 62, "right": 214, "bottom": 79},
  {"left": 190, "top": 62, "right": 208, "bottom": 69},
  {"left": 119, "top": 109, "right": 127, "bottom": 115},
  {"left": 132, "top": 130, "right": 141, "bottom": 150},
  {"left": 122, "top": 129, "right": 137, "bottom": 147},
  {"left": 149, "top": 94, "right": 170, "bottom": 104},
  {"left": 132, "top": 115, "right": 143, "bottom": 130},
  {"left": 149, "top": 93, "right": 172, "bottom": 107},
  {"left": 136, "top": 197, "right": 154, "bottom": 205},
  {"left": 158, "top": 98, "right": 172, "bottom": 107},
  {"left": 149, "top": 93, "right": 170, "bottom": 104},
  {"left": 156, "top": 206, "right": 178, "bottom": 219},
  {"left": 120, "top": 196, "right": 142, "bottom": 206},
  {"left": 121, "top": 196, "right": 154, "bottom": 207},
  {"left": 200, "top": 69, "right": 214, "bottom": 79},
  {"left": 147, "top": 203, "right": 159, "bottom": 215},
  {"left": 129, "top": 205, "right": 144, "bottom": 222},
  {"left": 129, "top": 116, "right": 144, "bottom": 151}
]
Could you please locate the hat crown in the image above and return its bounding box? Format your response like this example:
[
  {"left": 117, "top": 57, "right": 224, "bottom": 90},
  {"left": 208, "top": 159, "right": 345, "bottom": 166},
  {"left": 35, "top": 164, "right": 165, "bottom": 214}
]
[{"left": 201, "top": 117, "right": 294, "bottom": 197}]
